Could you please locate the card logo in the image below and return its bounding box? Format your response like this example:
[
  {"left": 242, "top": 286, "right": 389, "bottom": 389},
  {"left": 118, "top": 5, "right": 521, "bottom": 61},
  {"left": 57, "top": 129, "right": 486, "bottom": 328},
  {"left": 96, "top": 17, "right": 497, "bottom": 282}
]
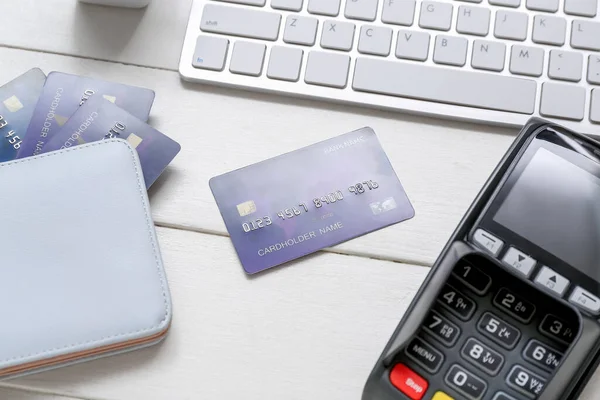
[
  {"left": 237, "top": 200, "right": 257, "bottom": 217},
  {"left": 3, "top": 95, "right": 23, "bottom": 112},
  {"left": 370, "top": 197, "right": 397, "bottom": 215}
]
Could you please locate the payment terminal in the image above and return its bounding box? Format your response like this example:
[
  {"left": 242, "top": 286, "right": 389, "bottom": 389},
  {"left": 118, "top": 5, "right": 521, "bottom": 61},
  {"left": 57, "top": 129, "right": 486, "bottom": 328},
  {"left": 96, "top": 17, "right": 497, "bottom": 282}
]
[{"left": 362, "top": 118, "right": 600, "bottom": 400}]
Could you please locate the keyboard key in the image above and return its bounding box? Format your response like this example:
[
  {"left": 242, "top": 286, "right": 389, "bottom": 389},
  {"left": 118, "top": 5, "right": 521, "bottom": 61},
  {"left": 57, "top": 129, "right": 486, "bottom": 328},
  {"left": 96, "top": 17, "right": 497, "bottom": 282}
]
[
  {"left": 382, "top": 0, "right": 416, "bottom": 26},
  {"left": 192, "top": 35, "right": 229, "bottom": 71},
  {"left": 571, "top": 20, "right": 600, "bottom": 51},
  {"left": 267, "top": 46, "right": 303, "bottom": 81},
  {"left": 489, "top": 0, "right": 520, "bottom": 7},
  {"left": 533, "top": 265, "right": 570, "bottom": 296},
  {"left": 456, "top": 6, "right": 490, "bottom": 36},
  {"left": 229, "top": 41, "right": 266, "bottom": 76},
  {"left": 284, "top": 15, "right": 318, "bottom": 45},
  {"left": 389, "top": 364, "right": 428, "bottom": 400},
  {"left": 526, "top": 0, "right": 559, "bottom": 11},
  {"left": 433, "top": 35, "right": 468, "bottom": 66},
  {"left": 589, "top": 55, "right": 600, "bottom": 84},
  {"left": 419, "top": 1, "right": 454, "bottom": 31},
  {"left": 445, "top": 364, "right": 487, "bottom": 399},
  {"left": 200, "top": 4, "right": 281, "bottom": 41},
  {"left": 271, "top": 0, "right": 303, "bottom": 10},
  {"left": 532, "top": 15, "right": 566, "bottom": 45},
  {"left": 423, "top": 310, "right": 461, "bottom": 346},
  {"left": 592, "top": 89, "right": 600, "bottom": 123},
  {"left": 395, "top": 30, "right": 430, "bottom": 60},
  {"left": 510, "top": 45, "right": 544, "bottom": 77},
  {"left": 539, "top": 314, "right": 577, "bottom": 344},
  {"left": 506, "top": 365, "right": 546, "bottom": 398},
  {"left": 352, "top": 57, "right": 537, "bottom": 114},
  {"left": 493, "top": 393, "right": 518, "bottom": 400},
  {"left": 461, "top": 337, "right": 504, "bottom": 375},
  {"left": 358, "top": 26, "right": 393, "bottom": 56},
  {"left": 473, "top": 229, "right": 503, "bottom": 256},
  {"left": 565, "top": 0, "right": 597, "bottom": 16},
  {"left": 304, "top": 51, "right": 350, "bottom": 88},
  {"left": 477, "top": 312, "right": 521, "bottom": 349},
  {"left": 437, "top": 284, "right": 476, "bottom": 320},
  {"left": 308, "top": 0, "right": 340, "bottom": 15},
  {"left": 493, "top": 287, "right": 536, "bottom": 323},
  {"left": 321, "top": 20, "right": 355, "bottom": 51},
  {"left": 216, "top": 0, "right": 266, "bottom": 6},
  {"left": 523, "top": 339, "right": 563, "bottom": 371},
  {"left": 540, "top": 82, "right": 586, "bottom": 120},
  {"left": 502, "top": 247, "right": 536, "bottom": 277},
  {"left": 471, "top": 40, "right": 506, "bottom": 71},
  {"left": 433, "top": 392, "right": 454, "bottom": 400},
  {"left": 405, "top": 336, "right": 445, "bottom": 373},
  {"left": 569, "top": 286, "right": 600, "bottom": 313},
  {"left": 453, "top": 262, "right": 492, "bottom": 295},
  {"left": 345, "top": 0, "right": 379, "bottom": 20},
  {"left": 494, "top": 11, "right": 528, "bottom": 41}
]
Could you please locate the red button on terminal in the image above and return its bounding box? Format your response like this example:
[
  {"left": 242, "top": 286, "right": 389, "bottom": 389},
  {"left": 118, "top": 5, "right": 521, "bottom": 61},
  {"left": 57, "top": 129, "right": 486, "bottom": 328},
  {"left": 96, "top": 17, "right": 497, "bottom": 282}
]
[{"left": 389, "top": 363, "right": 429, "bottom": 400}]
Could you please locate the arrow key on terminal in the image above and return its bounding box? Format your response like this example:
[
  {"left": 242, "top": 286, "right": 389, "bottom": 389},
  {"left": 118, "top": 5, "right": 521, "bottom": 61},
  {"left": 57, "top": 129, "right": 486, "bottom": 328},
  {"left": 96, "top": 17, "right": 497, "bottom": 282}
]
[
  {"left": 534, "top": 266, "right": 570, "bottom": 296},
  {"left": 502, "top": 247, "right": 536, "bottom": 277}
]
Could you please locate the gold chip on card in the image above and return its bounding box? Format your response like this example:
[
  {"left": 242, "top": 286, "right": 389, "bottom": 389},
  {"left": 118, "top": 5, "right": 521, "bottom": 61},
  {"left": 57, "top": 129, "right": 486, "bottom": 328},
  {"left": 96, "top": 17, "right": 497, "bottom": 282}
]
[
  {"left": 126, "top": 133, "right": 143, "bottom": 149},
  {"left": 3, "top": 95, "right": 23, "bottom": 112},
  {"left": 237, "top": 200, "right": 257, "bottom": 217}
]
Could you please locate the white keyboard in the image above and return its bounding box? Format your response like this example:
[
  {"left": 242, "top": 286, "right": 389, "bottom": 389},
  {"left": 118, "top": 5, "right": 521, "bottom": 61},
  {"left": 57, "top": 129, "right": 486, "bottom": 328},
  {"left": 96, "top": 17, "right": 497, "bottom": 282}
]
[{"left": 178, "top": 0, "right": 600, "bottom": 134}]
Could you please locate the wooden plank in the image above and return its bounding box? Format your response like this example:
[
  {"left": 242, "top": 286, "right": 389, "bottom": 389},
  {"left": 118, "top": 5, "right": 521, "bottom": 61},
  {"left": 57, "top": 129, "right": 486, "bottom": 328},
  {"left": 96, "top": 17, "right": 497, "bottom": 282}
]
[
  {"left": 0, "top": 46, "right": 515, "bottom": 266},
  {"left": 0, "top": 0, "right": 192, "bottom": 70},
  {"left": 7, "top": 226, "right": 430, "bottom": 399}
]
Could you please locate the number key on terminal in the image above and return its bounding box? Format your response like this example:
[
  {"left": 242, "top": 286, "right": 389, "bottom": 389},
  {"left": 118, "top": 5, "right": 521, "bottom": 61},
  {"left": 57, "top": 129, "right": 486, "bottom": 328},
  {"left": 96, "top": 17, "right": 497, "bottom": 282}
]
[
  {"left": 453, "top": 262, "right": 492, "bottom": 295},
  {"left": 539, "top": 314, "right": 576, "bottom": 345},
  {"left": 477, "top": 312, "right": 521, "bottom": 349},
  {"left": 445, "top": 364, "right": 488, "bottom": 400},
  {"left": 506, "top": 365, "right": 546, "bottom": 399},
  {"left": 493, "top": 287, "right": 536, "bottom": 323},
  {"left": 405, "top": 336, "right": 445, "bottom": 373},
  {"left": 423, "top": 310, "right": 461, "bottom": 347},
  {"left": 437, "top": 284, "right": 476, "bottom": 321},
  {"left": 461, "top": 337, "right": 504, "bottom": 376},
  {"left": 523, "top": 339, "right": 563, "bottom": 372}
]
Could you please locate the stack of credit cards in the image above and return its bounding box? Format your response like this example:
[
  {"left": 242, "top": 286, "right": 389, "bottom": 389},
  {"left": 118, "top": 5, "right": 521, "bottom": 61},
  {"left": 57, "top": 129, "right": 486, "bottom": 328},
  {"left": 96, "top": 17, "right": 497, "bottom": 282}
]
[
  {"left": 210, "top": 127, "right": 415, "bottom": 274},
  {"left": 0, "top": 68, "right": 180, "bottom": 188}
]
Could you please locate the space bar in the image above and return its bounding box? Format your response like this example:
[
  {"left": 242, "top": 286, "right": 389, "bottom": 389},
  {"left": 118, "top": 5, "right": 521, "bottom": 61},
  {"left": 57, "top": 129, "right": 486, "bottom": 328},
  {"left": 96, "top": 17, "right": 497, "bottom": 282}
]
[{"left": 352, "top": 58, "right": 537, "bottom": 115}]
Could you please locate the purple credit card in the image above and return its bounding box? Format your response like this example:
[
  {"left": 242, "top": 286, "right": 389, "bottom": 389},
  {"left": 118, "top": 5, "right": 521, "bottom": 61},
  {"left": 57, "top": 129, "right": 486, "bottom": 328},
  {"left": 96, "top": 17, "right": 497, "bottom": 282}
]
[
  {"left": 42, "top": 96, "right": 180, "bottom": 189},
  {"left": 209, "top": 127, "right": 415, "bottom": 274},
  {"left": 18, "top": 71, "right": 155, "bottom": 158}
]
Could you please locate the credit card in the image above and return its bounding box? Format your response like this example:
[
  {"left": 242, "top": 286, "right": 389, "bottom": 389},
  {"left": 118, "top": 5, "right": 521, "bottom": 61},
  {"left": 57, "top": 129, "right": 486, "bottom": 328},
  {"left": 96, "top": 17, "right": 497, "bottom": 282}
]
[
  {"left": 18, "top": 71, "right": 155, "bottom": 158},
  {"left": 209, "top": 127, "right": 415, "bottom": 274},
  {"left": 42, "top": 96, "right": 180, "bottom": 189},
  {"left": 0, "top": 68, "right": 46, "bottom": 162}
]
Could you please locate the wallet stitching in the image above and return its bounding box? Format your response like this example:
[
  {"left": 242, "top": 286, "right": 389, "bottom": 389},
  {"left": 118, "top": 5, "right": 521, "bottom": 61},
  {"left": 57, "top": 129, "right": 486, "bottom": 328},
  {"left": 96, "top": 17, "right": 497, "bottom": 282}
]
[{"left": 0, "top": 140, "right": 170, "bottom": 364}]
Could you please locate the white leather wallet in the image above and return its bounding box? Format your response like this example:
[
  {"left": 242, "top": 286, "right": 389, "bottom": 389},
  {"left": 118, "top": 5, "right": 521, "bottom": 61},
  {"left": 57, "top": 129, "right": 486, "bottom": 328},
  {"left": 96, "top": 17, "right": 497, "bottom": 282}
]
[{"left": 0, "top": 139, "right": 172, "bottom": 379}]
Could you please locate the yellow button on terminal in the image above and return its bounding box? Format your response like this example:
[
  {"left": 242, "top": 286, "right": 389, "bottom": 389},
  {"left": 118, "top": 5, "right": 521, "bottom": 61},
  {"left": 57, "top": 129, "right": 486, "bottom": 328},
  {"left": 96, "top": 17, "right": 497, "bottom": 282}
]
[{"left": 432, "top": 391, "right": 454, "bottom": 400}]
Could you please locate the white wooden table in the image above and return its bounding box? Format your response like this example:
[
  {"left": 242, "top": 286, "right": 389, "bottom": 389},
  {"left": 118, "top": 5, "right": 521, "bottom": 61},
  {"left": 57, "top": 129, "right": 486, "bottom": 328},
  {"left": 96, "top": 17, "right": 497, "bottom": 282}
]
[{"left": 0, "top": 1, "right": 598, "bottom": 399}]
